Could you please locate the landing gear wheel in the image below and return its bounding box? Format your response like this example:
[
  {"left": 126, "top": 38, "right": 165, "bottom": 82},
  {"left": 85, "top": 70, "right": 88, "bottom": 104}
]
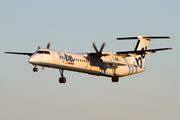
[
  {"left": 33, "top": 68, "right": 38, "bottom": 72},
  {"left": 112, "top": 77, "right": 115, "bottom": 82},
  {"left": 115, "top": 77, "right": 119, "bottom": 82},
  {"left": 59, "top": 69, "right": 66, "bottom": 84},
  {"left": 112, "top": 76, "right": 119, "bottom": 83},
  {"left": 59, "top": 77, "right": 66, "bottom": 84},
  {"left": 62, "top": 77, "right": 66, "bottom": 83},
  {"left": 59, "top": 77, "right": 62, "bottom": 83},
  {"left": 33, "top": 65, "right": 38, "bottom": 72}
]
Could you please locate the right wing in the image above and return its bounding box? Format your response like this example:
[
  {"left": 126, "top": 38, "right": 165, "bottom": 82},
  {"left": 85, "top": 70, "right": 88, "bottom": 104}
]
[{"left": 5, "top": 52, "right": 33, "bottom": 56}]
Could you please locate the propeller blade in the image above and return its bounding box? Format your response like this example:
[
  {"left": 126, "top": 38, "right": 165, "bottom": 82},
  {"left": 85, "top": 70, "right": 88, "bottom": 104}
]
[
  {"left": 99, "top": 42, "right": 106, "bottom": 53},
  {"left": 92, "top": 42, "right": 99, "bottom": 53},
  {"left": 37, "top": 46, "right": 41, "bottom": 49},
  {"left": 47, "top": 42, "right": 50, "bottom": 49}
]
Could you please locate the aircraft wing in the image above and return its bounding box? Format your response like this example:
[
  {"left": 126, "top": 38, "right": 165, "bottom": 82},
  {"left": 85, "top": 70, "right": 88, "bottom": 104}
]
[
  {"left": 5, "top": 52, "right": 33, "bottom": 56},
  {"left": 114, "top": 47, "right": 173, "bottom": 57}
]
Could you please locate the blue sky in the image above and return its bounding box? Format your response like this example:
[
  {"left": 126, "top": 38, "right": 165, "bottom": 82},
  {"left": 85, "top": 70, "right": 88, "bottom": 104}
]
[{"left": 0, "top": 0, "right": 179, "bottom": 120}]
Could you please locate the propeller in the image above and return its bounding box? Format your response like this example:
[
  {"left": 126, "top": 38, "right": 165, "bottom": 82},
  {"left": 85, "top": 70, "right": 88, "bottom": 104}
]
[
  {"left": 37, "top": 42, "right": 51, "bottom": 49},
  {"left": 91, "top": 42, "right": 106, "bottom": 58},
  {"left": 37, "top": 46, "right": 41, "bottom": 49},
  {"left": 47, "top": 42, "right": 50, "bottom": 49}
]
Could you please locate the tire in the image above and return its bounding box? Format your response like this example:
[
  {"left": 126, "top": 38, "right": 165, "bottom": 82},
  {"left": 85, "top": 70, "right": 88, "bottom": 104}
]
[
  {"left": 115, "top": 77, "right": 119, "bottom": 82},
  {"left": 59, "top": 78, "right": 62, "bottom": 83},
  {"left": 33, "top": 68, "right": 36, "bottom": 72},
  {"left": 62, "top": 78, "right": 66, "bottom": 83}
]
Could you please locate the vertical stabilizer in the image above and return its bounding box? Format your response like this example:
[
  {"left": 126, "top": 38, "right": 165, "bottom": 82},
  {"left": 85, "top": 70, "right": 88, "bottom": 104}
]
[{"left": 134, "top": 35, "right": 150, "bottom": 67}]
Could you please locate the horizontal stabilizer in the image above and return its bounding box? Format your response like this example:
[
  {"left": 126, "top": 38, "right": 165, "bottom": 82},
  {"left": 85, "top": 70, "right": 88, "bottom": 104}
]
[
  {"left": 117, "top": 36, "right": 172, "bottom": 40},
  {"left": 5, "top": 52, "right": 33, "bottom": 56},
  {"left": 114, "top": 47, "right": 173, "bottom": 57}
]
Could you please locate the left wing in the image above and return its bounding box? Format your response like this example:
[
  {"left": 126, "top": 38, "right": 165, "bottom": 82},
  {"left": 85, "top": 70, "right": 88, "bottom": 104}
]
[
  {"left": 5, "top": 52, "right": 33, "bottom": 56},
  {"left": 114, "top": 47, "right": 173, "bottom": 57}
]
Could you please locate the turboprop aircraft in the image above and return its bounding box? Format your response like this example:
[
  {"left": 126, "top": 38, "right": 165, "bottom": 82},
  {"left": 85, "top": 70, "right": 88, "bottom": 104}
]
[{"left": 5, "top": 35, "right": 173, "bottom": 84}]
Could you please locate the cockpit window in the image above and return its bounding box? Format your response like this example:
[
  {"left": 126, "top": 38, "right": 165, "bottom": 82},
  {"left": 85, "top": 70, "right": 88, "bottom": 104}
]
[
  {"left": 37, "top": 50, "right": 50, "bottom": 54},
  {"left": 37, "top": 51, "right": 44, "bottom": 53},
  {"left": 44, "top": 51, "right": 50, "bottom": 54}
]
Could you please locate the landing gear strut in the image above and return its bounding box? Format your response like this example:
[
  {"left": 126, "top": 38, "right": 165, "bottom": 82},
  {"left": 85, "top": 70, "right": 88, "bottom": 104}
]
[
  {"left": 59, "top": 69, "right": 66, "bottom": 84},
  {"left": 33, "top": 65, "right": 38, "bottom": 72},
  {"left": 112, "top": 67, "right": 119, "bottom": 82}
]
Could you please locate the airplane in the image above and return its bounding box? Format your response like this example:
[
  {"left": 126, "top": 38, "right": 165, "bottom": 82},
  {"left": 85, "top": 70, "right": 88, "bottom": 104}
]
[{"left": 5, "top": 35, "right": 173, "bottom": 84}]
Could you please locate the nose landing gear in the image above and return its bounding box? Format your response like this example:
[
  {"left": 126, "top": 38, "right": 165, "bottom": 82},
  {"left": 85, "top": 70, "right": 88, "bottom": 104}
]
[
  {"left": 33, "top": 65, "right": 38, "bottom": 72},
  {"left": 59, "top": 77, "right": 66, "bottom": 83},
  {"left": 59, "top": 69, "right": 66, "bottom": 84}
]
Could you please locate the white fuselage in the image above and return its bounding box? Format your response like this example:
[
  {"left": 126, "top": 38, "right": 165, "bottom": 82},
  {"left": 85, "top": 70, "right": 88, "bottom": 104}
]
[{"left": 28, "top": 49, "right": 145, "bottom": 78}]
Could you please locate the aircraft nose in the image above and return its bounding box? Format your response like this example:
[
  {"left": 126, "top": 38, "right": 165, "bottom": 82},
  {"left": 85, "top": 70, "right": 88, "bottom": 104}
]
[
  {"left": 28, "top": 57, "right": 34, "bottom": 64},
  {"left": 28, "top": 55, "right": 38, "bottom": 64}
]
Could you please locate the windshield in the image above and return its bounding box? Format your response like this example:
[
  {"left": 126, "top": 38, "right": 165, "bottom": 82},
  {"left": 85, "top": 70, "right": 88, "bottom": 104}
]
[{"left": 37, "top": 50, "right": 50, "bottom": 54}]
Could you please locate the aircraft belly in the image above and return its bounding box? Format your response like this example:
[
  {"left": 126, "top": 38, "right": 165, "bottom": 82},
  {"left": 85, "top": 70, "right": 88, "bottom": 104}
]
[
  {"left": 36, "top": 60, "right": 145, "bottom": 78},
  {"left": 55, "top": 61, "right": 110, "bottom": 76},
  {"left": 53, "top": 62, "right": 132, "bottom": 77}
]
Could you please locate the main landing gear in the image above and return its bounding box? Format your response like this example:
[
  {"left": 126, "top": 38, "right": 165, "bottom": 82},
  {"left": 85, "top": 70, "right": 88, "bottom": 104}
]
[
  {"left": 33, "top": 65, "right": 38, "bottom": 72},
  {"left": 59, "top": 69, "right": 66, "bottom": 84},
  {"left": 112, "top": 76, "right": 119, "bottom": 82},
  {"left": 111, "top": 67, "right": 119, "bottom": 82}
]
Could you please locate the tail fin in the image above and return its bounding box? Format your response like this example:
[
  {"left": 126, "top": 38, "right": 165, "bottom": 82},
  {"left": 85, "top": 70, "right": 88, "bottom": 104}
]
[
  {"left": 134, "top": 35, "right": 150, "bottom": 67},
  {"left": 117, "top": 35, "right": 172, "bottom": 67}
]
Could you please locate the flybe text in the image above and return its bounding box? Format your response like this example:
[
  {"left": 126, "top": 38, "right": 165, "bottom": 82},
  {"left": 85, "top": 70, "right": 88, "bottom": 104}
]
[{"left": 58, "top": 52, "right": 74, "bottom": 64}]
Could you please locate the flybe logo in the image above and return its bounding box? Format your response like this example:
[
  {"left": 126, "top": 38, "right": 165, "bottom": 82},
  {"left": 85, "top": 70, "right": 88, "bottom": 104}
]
[
  {"left": 109, "top": 56, "right": 122, "bottom": 62},
  {"left": 111, "top": 56, "right": 119, "bottom": 61},
  {"left": 58, "top": 52, "right": 74, "bottom": 65},
  {"left": 135, "top": 46, "right": 147, "bottom": 68}
]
